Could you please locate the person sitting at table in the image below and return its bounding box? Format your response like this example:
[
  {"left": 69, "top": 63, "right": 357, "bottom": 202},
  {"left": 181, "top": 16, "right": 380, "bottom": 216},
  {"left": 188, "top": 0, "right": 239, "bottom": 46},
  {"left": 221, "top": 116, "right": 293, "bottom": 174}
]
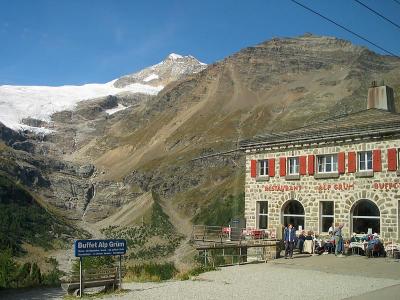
[
  {"left": 350, "top": 233, "right": 358, "bottom": 243},
  {"left": 344, "top": 239, "right": 351, "bottom": 256},
  {"left": 313, "top": 234, "right": 325, "bottom": 255},
  {"left": 323, "top": 236, "right": 335, "bottom": 254},
  {"left": 328, "top": 222, "right": 334, "bottom": 237},
  {"left": 298, "top": 230, "right": 306, "bottom": 254},
  {"left": 365, "top": 233, "right": 384, "bottom": 258},
  {"left": 301, "top": 231, "right": 315, "bottom": 254}
]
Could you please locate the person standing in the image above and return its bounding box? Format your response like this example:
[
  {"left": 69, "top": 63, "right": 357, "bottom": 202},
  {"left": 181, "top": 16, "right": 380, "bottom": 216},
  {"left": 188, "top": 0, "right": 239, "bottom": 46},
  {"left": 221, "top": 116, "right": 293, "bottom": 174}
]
[
  {"left": 298, "top": 230, "right": 306, "bottom": 254},
  {"left": 334, "top": 224, "right": 344, "bottom": 257},
  {"left": 284, "top": 224, "right": 296, "bottom": 259}
]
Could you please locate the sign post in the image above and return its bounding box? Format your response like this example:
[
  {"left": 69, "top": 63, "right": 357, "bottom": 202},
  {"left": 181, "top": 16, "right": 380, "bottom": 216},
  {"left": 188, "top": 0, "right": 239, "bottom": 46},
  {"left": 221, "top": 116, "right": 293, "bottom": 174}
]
[
  {"left": 74, "top": 239, "right": 127, "bottom": 296},
  {"left": 119, "top": 255, "right": 122, "bottom": 290},
  {"left": 79, "top": 257, "right": 83, "bottom": 298}
]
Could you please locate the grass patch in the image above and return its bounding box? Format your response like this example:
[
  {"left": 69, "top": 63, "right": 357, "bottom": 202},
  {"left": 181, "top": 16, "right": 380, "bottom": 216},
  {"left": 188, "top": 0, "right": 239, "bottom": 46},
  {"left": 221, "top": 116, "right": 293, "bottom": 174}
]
[
  {"left": 125, "top": 262, "right": 177, "bottom": 282},
  {"left": 175, "top": 265, "right": 216, "bottom": 281}
]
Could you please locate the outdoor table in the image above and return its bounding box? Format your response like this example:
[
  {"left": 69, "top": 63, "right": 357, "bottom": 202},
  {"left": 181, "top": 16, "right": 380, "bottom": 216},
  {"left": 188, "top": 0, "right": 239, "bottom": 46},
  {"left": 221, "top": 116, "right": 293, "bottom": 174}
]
[{"left": 350, "top": 242, "right": 365, "bottom": 255}]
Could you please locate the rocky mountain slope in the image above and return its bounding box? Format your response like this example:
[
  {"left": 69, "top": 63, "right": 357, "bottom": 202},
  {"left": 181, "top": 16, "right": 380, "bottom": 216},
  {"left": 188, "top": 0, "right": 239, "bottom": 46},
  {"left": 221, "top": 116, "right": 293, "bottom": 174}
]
[
  {"left": 74, "top": 35, "right": 400, "bottom": 222},
  {"left": 2, "top": 34, "right": 400, "bottom": 270}
]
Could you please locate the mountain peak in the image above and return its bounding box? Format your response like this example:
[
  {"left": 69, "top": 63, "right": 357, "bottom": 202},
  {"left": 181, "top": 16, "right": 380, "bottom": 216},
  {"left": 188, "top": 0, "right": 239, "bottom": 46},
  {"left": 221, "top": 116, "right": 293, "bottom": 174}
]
[
  {"left": 113, "top": 53, "right": 207, "bottom": 88},
  {"left": 167, "top": 53, "right": 184, "bottom": 60}
]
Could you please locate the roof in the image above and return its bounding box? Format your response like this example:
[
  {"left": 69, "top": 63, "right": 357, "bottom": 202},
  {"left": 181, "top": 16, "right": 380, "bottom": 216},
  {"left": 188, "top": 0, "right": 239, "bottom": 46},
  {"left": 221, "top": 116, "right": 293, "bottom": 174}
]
[{"left": 239, "top": 108, "right": 400, "bottom": 150}]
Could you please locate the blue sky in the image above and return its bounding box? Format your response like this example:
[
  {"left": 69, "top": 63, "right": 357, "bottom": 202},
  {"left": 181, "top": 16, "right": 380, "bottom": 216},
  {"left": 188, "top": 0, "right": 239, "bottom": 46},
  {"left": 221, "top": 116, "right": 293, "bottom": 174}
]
[{"left": 0, "top": 0, "right": 399, "bottom": 85}]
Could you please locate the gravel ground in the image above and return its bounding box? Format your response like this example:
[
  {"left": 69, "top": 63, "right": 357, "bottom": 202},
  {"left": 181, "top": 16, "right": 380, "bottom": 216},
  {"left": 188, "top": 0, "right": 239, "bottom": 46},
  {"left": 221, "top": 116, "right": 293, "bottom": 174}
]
[
  {"left": 110, "top": 262, "right": 400, "bottom": 300},
  {"left": 2, "top": 256, "right": 399, "bottom": 300}
]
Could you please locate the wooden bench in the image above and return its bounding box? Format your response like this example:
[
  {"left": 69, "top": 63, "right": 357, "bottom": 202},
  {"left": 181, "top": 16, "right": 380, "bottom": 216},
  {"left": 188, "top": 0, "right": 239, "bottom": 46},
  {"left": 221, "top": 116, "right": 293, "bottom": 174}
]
[{"left": 61, "top": 267, "right": 119, "bottom": 296}]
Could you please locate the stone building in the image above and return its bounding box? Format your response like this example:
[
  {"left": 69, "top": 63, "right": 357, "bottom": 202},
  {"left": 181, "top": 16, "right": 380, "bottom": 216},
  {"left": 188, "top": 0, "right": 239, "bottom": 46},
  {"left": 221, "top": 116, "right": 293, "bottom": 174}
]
[{"left": 240, "top": 84, "right": 400, "bottom": 240}]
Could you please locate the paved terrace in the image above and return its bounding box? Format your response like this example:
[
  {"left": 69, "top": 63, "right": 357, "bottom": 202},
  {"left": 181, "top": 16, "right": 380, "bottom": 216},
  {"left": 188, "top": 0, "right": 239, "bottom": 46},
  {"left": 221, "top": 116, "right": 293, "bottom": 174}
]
[{"left": 116, "top": 255, "right": 400, "bottom": 300}]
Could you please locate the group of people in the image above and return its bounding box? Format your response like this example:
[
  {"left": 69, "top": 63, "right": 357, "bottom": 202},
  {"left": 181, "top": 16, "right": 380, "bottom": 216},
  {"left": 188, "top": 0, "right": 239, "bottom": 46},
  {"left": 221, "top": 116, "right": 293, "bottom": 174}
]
[
  {"left": 350, "top": 232, "right": 385, "bottom": 257},
  {"left": 283, "top": 223, "right": 348, "bottom": 259}
]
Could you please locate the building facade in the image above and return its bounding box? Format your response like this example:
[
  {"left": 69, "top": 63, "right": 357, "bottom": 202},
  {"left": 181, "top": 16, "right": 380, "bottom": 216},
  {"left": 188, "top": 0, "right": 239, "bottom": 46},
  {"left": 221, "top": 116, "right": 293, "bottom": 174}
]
[{"left": 241, "top": 84, "right": 400, "bottom": 240}]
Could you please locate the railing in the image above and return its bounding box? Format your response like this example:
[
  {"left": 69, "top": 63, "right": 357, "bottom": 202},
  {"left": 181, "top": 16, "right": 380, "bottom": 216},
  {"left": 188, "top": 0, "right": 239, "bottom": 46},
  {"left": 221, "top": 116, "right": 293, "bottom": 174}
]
[
  {"left": 191, "top": 225, "right": 277, "bottom": 243},
  {"left": 197, "top": 242, "right": 278, "bottom": 267}
]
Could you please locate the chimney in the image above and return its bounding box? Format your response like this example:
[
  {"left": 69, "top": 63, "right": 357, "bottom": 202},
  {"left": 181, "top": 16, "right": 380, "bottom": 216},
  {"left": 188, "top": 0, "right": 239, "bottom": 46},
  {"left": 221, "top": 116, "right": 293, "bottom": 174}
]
[{"left": 367, "top": 81, "right": 395, "bottom": 112}]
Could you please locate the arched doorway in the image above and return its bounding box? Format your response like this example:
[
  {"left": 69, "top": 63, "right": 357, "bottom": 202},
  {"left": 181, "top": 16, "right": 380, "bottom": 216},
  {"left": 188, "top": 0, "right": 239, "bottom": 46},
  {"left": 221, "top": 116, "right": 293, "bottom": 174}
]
[
  {"left": 282, "top": 200, "right": 305, "bottom": 230},
  {"left": 351, "top": 199, "right": 380, "bottom": 234}
]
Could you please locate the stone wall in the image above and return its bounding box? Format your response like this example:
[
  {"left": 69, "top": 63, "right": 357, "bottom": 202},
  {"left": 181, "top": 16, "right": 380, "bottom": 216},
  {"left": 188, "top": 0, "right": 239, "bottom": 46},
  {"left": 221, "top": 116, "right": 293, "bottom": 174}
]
[{"left": 245, "top": 138, "right": 400, "bottom": 241}]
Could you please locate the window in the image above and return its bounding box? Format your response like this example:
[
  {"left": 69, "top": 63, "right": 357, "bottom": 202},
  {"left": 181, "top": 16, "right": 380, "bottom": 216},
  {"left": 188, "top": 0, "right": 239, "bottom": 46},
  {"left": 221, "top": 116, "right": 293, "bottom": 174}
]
[
  {"left": 257, "top": 201, "right": 268, "bottom": 229},
  {"left": 398, "top": 200, "right": 400, "bottom": 240},
  {"left": 398, "top": 149, "right": 400, "bottom": 169},
  {"left": 358, "top": 151, "right": 372, "bottom": 171},
  {"left": 287, "top": 157, "right": 299, "bottom": 175},
  {"left": 320, "top": 201, "right": 334, "bottom": 232},
  {"left": 259, "top": 160, "right": 268, "bottom": 176},
  {"left": 317, "top": 155, "right": 338, "bottom": 173},
  {"left": 282, "top": 200, "right": 304, "bottom": 230},
  {"left": 351, "top": 199, "right": 380, "bottom": 234}
]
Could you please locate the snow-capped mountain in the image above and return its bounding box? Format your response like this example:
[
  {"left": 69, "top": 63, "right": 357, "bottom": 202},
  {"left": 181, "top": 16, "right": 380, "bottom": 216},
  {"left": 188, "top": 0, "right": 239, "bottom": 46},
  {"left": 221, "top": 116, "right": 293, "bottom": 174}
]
[
  {"left": 113, "top": 53, "right": 207, "bottom": 88},
  {"left": 0, "top": 53, "right": 206, "bottom": 132}
]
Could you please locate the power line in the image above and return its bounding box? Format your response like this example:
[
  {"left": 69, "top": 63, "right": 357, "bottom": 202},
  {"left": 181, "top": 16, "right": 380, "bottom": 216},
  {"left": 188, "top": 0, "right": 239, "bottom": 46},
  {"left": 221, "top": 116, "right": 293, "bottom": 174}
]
[
  {"left": 354, "top": 0, "right": 400, "bottom": 30},
  {"left": 289, "top": 0, "right": 398, "bottom": 57}
]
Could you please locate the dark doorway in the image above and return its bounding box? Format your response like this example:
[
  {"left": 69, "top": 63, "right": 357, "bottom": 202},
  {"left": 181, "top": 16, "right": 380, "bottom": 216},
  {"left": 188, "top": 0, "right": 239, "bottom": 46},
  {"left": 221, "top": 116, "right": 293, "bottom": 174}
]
[
  {"left": 351, "top": 199, "right": 380, "bottom": 234},
  {"left": 282, "top": 200, "right": 305, "bottom": 230}
]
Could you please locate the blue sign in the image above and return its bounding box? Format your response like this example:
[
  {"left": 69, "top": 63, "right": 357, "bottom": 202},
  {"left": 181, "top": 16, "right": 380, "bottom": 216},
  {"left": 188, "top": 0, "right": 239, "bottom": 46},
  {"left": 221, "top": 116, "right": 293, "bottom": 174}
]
[{"left": 74, "top": 239, "right": 127, "bottom": 257}]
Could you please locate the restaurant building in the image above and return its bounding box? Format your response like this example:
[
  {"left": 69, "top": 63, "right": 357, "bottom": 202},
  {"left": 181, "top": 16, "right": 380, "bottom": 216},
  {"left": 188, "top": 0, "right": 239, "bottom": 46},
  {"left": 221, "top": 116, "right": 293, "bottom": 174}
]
[{"left": 240, "top": 83, "right": 400, "bottom": 240}]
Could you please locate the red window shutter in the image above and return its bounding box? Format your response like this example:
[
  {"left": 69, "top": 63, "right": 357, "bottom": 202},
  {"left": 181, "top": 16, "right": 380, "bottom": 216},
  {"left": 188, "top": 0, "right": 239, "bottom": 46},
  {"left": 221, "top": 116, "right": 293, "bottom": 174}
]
[
  {"left": 299, "top": 156, "right": 307, "bottom": 175},
  {"left": 387, "top": 148, "right": 398, "bottom": 171},
  {"left": 373, "top": 149, "right": 382, "bottom": 172},
  {"left": 250, "top": 160, "right": 257, "bottom": 178},
  {"left": 338, "top": 152, "right": 345, "bottom": 174},
  {"left": 279, "top": 157, "right": 286, "bottom": 177},
  {"left": 348, "top": 152, "right": 356, "bottom": 173},
  {"left": 268, "top": 158, "right": 275, "bottom": 177},
  {"left": 307, "top": 155, "right": 315, "bottom": 175}
]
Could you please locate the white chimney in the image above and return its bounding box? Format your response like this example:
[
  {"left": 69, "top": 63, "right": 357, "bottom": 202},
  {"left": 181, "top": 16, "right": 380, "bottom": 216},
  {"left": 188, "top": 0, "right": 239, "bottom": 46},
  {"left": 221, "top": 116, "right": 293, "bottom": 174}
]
[{"left": 367, "top": 81, "right": 395, "bottom": 112}]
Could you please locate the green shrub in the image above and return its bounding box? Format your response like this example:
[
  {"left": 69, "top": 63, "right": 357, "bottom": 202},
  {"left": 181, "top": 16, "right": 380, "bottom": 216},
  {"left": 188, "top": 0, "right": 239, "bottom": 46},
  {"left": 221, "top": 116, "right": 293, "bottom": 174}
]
[
  {"left": 0, "top": 249, "right": 17, "bottom": 288},
  {"left": 15, "top": 262, "right": 32, "bottom": 288},
  {"left": 41, "top": 269, "right": 62, "bottom": 287},
  {"left": 126, "top": 262, "right": 177, "bottom": 282},
  {"left": 0, "top": 175, "right": 75, "bottom": 255},
  {"left": 0, "top": 250, "right": 62, "bottom": 289},
  {"left": 29, "top": 263, "right": 41, "bottom": 287}
]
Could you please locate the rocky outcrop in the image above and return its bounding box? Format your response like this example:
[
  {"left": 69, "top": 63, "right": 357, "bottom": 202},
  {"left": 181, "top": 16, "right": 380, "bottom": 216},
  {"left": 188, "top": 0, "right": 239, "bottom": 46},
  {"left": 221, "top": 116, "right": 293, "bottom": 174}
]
[{"left": 0, "top": 122, "right": 26, "bottom": 146}]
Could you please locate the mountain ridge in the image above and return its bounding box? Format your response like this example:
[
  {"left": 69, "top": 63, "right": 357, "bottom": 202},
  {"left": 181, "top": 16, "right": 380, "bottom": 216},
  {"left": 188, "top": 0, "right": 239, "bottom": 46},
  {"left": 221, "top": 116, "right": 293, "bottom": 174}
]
[{"left": 0, "top": 53, "right": 206, "bottom": 132}]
